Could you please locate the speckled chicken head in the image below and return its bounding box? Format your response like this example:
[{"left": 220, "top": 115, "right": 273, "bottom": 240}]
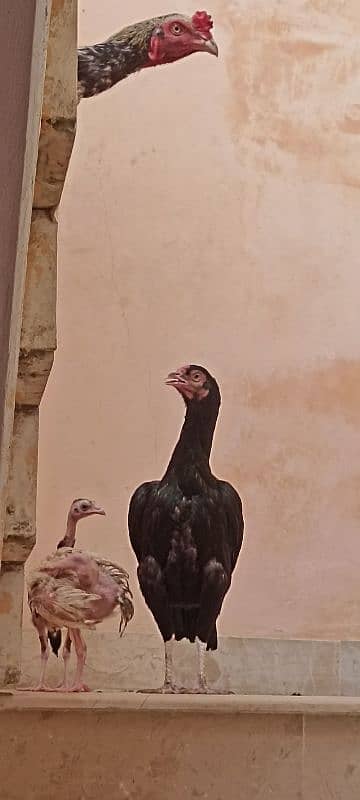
[
  {"left": 69, "top": 498, "right": 106, "bottom": 520},
  {"left": 166, "top": 364, "right": 220, "bottom": 404},
  {"left": 148, "top": 11, "right": 218, "bottom": 65}
]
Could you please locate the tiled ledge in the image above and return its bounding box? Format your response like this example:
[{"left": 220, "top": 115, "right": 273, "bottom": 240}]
[
  {"left": 4, "top": 690, "right": 360, "bottom": 716},
  {"left": 19, "top": 632, "right": 360, "bottom": 695}
]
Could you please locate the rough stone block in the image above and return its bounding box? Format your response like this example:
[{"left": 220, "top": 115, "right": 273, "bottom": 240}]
[
  {"left": 16, "top": 210, "right": 57, "bottom": 407},
  {"left": 0, "top": 563, "right": 24, "bottom": 686},
  {"left": 2, "top": 409, "right": 39, "bottom": 563},
  {"left": 33, "top": 117, "right": 76, "bottom": 209},
  {"left": 16, "top": 349, "right": 54, "bottom": 409},
  {"left": 20, "top": 210, "right": 57, "bottom": 353},
  {"left": 33, "top": 0, "right": 77, "bottom": 209},
  {"left": 42, "top": 0, "right": 77, "bottom": 120}
]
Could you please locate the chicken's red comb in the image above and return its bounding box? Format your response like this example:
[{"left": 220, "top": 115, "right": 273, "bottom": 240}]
[{"left": 192, "top": 10, "right": 214, "bottom": 35}]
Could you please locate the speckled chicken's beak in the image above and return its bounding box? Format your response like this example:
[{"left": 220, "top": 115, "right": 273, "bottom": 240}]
[{"left": 204, "top": 37, "right": 218, "bottom": 57}]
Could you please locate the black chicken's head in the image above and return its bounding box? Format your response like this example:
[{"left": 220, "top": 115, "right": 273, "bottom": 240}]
[{"left": 165, "top": 364, "right": 221, "bottom": 407}]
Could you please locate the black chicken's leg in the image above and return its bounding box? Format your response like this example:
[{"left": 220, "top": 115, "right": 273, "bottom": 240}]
[
  {"left": 194, "top": 559, "right": 231, "bottom": 693},
  {"left": 137, "top": 557, "right": 184, "bottom": 693}
]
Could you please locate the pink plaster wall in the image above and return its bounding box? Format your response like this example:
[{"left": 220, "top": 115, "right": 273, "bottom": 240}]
[{"left": 27, "top": 0, "right": 360, "bottom": 639}]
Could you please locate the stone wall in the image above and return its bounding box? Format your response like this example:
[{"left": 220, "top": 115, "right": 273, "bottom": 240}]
[{"left": 0, "top": 0, "right": 77, "bottom": 686}]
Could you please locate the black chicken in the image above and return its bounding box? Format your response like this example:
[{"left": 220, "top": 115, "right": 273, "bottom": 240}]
[
  {"left": 128, "top": 364, "right": 244, "bottom": 693},
  {"left": 78, "top": 11, "right": 218, "bottom": 101}
]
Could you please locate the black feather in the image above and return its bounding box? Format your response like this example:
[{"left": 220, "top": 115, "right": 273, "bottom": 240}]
[{"left": 48, "top": 629, "right": 62, "bottom": 656}]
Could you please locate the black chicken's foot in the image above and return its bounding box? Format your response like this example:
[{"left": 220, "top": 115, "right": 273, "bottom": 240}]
[
  {"left": 137, "top": 682, "right": 189, "bottom": 694},
  {"left": 193, "top": 687, "right": 235, "bottom": 695},
  {"left": 185, "top": 681, "right": 235, "bottom": 695}
]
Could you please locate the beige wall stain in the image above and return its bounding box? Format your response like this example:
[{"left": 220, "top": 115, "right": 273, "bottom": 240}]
[
  {"left": 245, "top": 359, "right": 360, "bottom": 425},
  {"left": 24, "top": 0, "right": 360, "bottom": 641},
  {"left": 220, "top": 0, "right": 360, "bottom": 187}
]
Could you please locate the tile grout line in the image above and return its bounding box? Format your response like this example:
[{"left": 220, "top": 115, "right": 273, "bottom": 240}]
[
  {"left": 338, "top": 640, "right": 342, "bottom": 697},
  {"left": 301, "top": 712, "right": 306, "bottom": 800}
]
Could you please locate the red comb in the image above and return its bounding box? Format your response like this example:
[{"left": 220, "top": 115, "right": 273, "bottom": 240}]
[{"left": 192, "top": 10, "right": 214, "bottom": 35}]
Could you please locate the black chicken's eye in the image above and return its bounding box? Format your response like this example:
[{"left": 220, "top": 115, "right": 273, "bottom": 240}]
[
  {"left": 80, "top": 503, "right": 88, "bottom": 511},
  {"left": 192, "top": 373, "right": 201, "bottom": 381},
  {"left": 171, "top": 23, "right": 182, "bottom": 34}
]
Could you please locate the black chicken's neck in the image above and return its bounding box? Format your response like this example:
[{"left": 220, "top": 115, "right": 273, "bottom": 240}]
[{"left": 164, "top": 397, "right": 220, "bottom": 482}]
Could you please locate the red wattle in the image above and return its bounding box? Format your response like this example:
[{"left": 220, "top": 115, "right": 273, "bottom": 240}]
[{"left": 148, "top": 35, "right": 163, "bottom": 62}]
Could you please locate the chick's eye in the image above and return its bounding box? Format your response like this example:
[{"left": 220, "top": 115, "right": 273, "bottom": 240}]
[
  {"left": 192, "top": 372, "right": 201, "bottom": 382},
  {"left": 171, "top": 23, "right": 183, "bottom": 34},
  {"left": 80, "top": 503, "right": 88, "bottom": 511}
]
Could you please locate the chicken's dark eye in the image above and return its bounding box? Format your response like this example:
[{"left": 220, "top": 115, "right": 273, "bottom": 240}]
[
  {"left": 171, "top": 23, "right": 183, "bottom": 35},
  {"left": 192, "top": 372, "right": 201, "bottom": 381},
  {"left": 80, "top": 503, "right": 88, "bottom": 511}
]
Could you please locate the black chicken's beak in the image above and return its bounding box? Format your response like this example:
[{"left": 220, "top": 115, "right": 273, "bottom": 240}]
[{"left": 165, "top": 372, "right": 187, "bottom": 388}]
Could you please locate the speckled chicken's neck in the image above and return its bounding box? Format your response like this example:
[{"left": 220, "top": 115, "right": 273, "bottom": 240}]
[{"left": 77, "top": 14, "right": 182, "bottom": 100}]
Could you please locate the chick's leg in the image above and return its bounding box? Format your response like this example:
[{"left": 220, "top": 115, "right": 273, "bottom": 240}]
[
  {"left": 55, "top": 630, "right": 72, "bottom": 690},
  {"left": 18, "top": 618, "right": 52, "bottom": 691},
  {"left": 68, "top": 629, "right": 90, "bottom": 693}
]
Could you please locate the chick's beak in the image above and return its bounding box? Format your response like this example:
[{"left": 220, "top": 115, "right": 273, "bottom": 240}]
[{"left": 91, "top": 505, "right": 106, "bottom": 516}]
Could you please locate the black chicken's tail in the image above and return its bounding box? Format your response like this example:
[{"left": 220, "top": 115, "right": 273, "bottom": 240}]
[
  {"left": 174, "top": 608, "right": 197, "bottom": 643},
  {"left": 206, "top": 624, "right": 218, "bottom": 651},
  {"left": 173, "top": 609, "right": 218, "bottom": 651},
  {"left": 48, "top": 629, "right": 62, "bottom": 656}
]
